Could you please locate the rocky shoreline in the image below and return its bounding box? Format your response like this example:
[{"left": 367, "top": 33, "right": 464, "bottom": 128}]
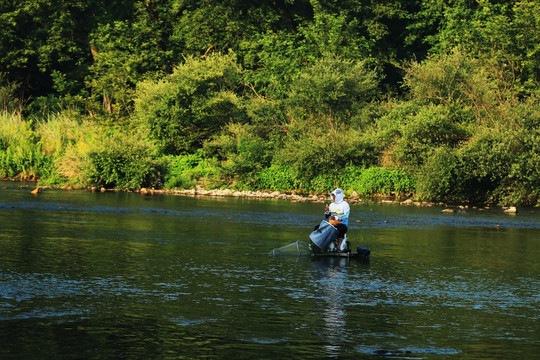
[
  {"left": 135, "top": 187, "right": 522, "bottom": 212},
  {"left": 136, "top": 186, "right": 437, "bottom": 207},
  {"left": 5, "top": 181, "right": 413, "bottom": 205},
  {"left": 139, "top": 187, "right": 521, "bottom": 213},
  {"left": 3, "top": 181, "right": 522, "bottom": 212}
]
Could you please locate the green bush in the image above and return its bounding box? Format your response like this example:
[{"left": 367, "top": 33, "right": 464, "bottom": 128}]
[
  {"left": 271, "top": 55, "right": 380, "bottom": 183},
  {"left": 287, "top": 54, "right": 379, "bottom": 127},
  {"left": 305, "top": 174, "right": 342, "bottom": 194},
  {"left": 255, "top": 164, "right": 416, "bottom": 196},
  {"left": 417, "top": 124, "right": 540, "bottom": 206},
  {"left": 403, "top": 47, "right": 522, "bottom": 128},
  {"left": 415, "top": 135, "right": 514, "bottom": 205},
  {"left": 134, "top": 52, "right": 247, "bottom": 155},
  {"left": 273, "top": 128, "right": 379, "bottom": 181},
  {"left": 390, "top": 104, "right": 471, "bottom": 169},
  {"left": 490, "top": 128, "right": 540, "bottom": 206},
  {"left": 416, "top": 147, "right": 465, "bottom": 203},
  {"left": 84, "top": 132, "right": 161, "bottom": 190},
  {"left": 36, "top": 111, "right": 94, "bottom": 156},
  {"left": 255, "top": 165, "right": 298, "bottom": 192},
  {"left": 203, "top": 122, "right": 275, "bottom": 187},
  {"left": 162, "top": 151, "right": 222, "bottom": 189},
  {"left": 494, "top": 99, "right": 540, "bottom": 205},
  {"left": 341, "top": 166, "right": 416, "bottom": 196},
  {"left": 256, "top": 165, "right": 341, "bottom": 194},
  {"left": 242, "top": 31, "right": 305, "bottom": 100}
]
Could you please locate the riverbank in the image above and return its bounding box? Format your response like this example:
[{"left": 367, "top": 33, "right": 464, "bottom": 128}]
[
  {"left": 139, "top": 187, "right": 513, "bottom": 211},
  {"left": 5, "top": 181, "right": 527, "bottom": 212},
  {"left": 145, "top": 187, "right": 440, "bottom": 206},
  {"left": 139, "top": 186, "right": 421, "bottom": 205},
  {"left": 2, "top": 180, "right": 427, "bottom": 205},
  {"left": 156, "top": 190, "right": 532, "bottom": 216}
]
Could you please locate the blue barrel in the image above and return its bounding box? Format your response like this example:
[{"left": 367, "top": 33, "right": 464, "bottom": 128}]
[{"left": 309, "top": 220, "right": 338, "bottom": 252}]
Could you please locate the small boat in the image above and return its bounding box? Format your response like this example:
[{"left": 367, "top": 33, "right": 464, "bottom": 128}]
[
  {"left": 312, "top": 246, "right": 370, "bottom": 260},
  {"left": 270, "top": 220, "right": 370, "bottom": 260},
  {"left": 308, "top": 220, "right": 370, "bottom": 260},
  {"left": 270, "top": 240, "right": 370, "bottom": 261},
  {"left": 270, "top": 220, "right": 371, "bottom": 260}
]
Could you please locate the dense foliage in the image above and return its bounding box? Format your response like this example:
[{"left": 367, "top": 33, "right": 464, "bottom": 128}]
[{"left": 1, "top": 0, "right": 538, "bottom": 205}]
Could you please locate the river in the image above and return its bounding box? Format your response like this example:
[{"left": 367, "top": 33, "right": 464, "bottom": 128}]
[{"left": 0, "top": 182, "right": 539, "bottom": 359}]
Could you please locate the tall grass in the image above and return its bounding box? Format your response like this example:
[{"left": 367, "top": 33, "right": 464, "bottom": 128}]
[
  {"left": 0, "top": 112, "right": 51, "bottom": 180},
  {"left": 35, "top": 113, "right": 98, "bottom": 186},
  {"left": 0, "top": 111, "right": 162, "bottom": 190}
]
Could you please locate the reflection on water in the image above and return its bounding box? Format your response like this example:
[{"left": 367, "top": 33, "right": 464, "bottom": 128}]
[
  {"left": 312, "top": 257, "right": 350, "bottom": 358},
  {"left": 1, "top": 182, "right": 539, "bottom": 359}
]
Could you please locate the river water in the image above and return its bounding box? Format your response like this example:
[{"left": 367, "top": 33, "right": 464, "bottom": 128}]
[{"left": 0, "top": 182, "right": 539, "bottom": 359}]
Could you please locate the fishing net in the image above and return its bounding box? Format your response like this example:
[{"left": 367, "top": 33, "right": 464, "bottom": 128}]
[{"left": 270, "top": 240, "right": 311, "bottom": 256}]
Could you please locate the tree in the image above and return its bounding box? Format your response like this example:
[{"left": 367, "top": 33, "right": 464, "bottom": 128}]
[
  {"left": 287, "top": 55, "right": 379, "bottom": 129},
  {"left": 88, "top": 1, "right": 183, "bottom": 117},
  {"left": 417, "top": 0, "right": 540, "bottom": 96},
  {"left": 134, "top": 52, "right": 247, "bottom": 155},
  {"left": 0, "top": 0, "right": 135, "bottom": 105},
  {"left": 273, "top": 55, "right": 380, "bottom": 181}
]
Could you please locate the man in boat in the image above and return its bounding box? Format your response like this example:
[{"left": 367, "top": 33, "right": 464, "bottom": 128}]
[
  {"left": 310, "top": 188, "right": 351, "bottom": 253},
  {"left": 325, "top": 188, "right": 350, "bottom": 251}
]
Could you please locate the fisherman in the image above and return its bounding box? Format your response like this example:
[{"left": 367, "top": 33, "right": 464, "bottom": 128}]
[{"left": 325, "top": 188, "right": 350, "bottom": 251}]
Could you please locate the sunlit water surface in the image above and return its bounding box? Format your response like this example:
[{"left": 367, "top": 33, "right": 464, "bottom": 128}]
[{"left": 1, "top": 182, "right": 539, "bottom": 359}]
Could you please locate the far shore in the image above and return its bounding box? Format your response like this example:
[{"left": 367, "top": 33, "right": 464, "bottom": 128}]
[
  {"left": 138, "top": 186, "right": 438, "bottom": 206},
  {"left": 135, "top": 187, "right": 508, "bottom": 211},
  {"left": 2, "top": 180, "right": 524, "bottom": 212}
]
